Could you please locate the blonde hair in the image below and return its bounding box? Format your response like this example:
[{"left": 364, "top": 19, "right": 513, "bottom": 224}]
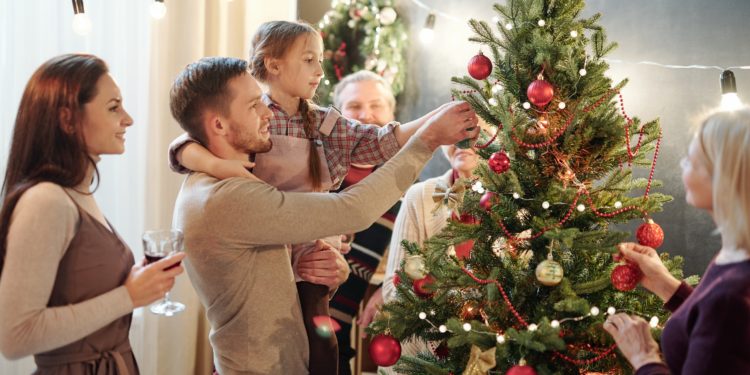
[
  {"left": 697, "top": 107, "right": 750, "bottom": 250},
  {"left": 249, "top": 20, "right": 324, "bottom": 190},
  {"left": 332, "top": 70, "right": 396, "bottom": 111}
]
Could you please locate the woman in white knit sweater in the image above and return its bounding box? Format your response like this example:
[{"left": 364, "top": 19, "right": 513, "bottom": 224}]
[{"left": 378, "top": 144, "right": 479, "bottom": 374}]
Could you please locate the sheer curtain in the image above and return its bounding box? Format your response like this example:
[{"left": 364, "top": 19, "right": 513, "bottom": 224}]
[
  {"left": 0, "top": 1, "right": 153, "bottom": 374},
  {"left": 0, "top": 0, "right": 295, "bottom": 374}
]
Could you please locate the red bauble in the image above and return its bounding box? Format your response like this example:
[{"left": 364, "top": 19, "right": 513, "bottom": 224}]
[
  {"left": 454, "top": 240, "right": 475, "bottom": 260},
  {"left": 468, "top": 51, "right": 493, "bottom": 80},
  {"left": 452, "top": 212, "right": 479, "bottom": 225},
  {"left": 412, "top": 274, "right": 435, "bottom": 298},
  {"left": 526, "top": 76, "right": 555, "bottom": 107},
  {"left": 637, "top": 219, "right": 665, "bottom": 248},
  {"left": 507, "top": 365, "right": 537, "bottom": 375},
  {"left": 393, "top": 274, "right": 401, "bottom": 287},
  {"left": 434, "top": 342, "right": 450, "bottom": 359},
  {"left": 611, "top": 262, "right": 643, "bottom": 291},
  {"left": 488, "top": 151, "right": 511, "bottom": 174},
  {"left": 479, "top": 191, "right": 498, "bottom": 211},
  {"left": 369, "top": 334, "right": 402, "bottom": 367}
]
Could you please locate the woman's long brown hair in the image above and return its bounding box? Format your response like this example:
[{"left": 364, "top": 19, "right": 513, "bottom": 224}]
[{"left": 0, "top": 53, "right": 107, "bottom": 273}]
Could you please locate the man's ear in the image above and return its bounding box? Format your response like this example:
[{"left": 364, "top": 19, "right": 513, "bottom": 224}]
[
  {"left": 264, "top": 57, "right": 281, "bottom": 76},
  {"left": 205, "top": 113, "right": 228, "bottom": 137},
  {"left": 58, "top": 108, "right": 75, "bottom": 134}
]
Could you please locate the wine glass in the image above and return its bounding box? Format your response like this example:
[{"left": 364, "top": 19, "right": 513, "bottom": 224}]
[{"left": 142, "top": 229, "right": 185, "bottom": 316}]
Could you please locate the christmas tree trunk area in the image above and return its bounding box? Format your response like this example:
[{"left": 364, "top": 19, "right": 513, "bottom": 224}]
[{"left": 368, "top": 0, "right": 697, "bottom": 374}]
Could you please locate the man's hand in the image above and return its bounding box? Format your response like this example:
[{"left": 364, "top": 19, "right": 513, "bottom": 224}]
[{"left": 297, "top": 240, "right": 351, "bottom": 289}]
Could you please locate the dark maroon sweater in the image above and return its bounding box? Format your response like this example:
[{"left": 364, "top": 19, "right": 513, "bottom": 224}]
[{"left": 636, "top": 260, "right": 750, "bottom": 375}]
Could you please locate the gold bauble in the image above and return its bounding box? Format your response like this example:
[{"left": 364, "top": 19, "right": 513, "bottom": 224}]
[
  {"left": 403, "top": 255, "right": 427, "bottom": 280},
  {"left": 535, "top": 256, "right": 563, "bottom": 286}
]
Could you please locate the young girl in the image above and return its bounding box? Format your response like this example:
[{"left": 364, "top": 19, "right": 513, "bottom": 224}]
[
  {"left": 168, "top": 21, "right": 473, "bottom": 375},
  {"left": 604, "top": 108, "right": 750, "bottom": 374}
]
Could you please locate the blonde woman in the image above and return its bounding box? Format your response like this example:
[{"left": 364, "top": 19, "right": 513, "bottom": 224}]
[{"left": 604, "top": 108, "right": 750, "bottom": 374}]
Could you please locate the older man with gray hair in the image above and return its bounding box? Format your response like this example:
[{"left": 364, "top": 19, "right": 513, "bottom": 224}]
[{"left": 328, "top": 70, "right": 403, "bottom": 375}]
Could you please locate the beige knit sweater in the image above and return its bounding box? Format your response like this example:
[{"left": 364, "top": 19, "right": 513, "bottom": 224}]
[{"left": 171, "top": 137, "right": 433, "bottom": 375}]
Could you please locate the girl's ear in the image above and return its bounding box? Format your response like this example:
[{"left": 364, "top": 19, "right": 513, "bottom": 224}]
[
  {"left": 58, "top": 107, "right": 75, "bottom": 134},
  {"left": 264, "top": 57, "right": 281, "bottom": 76}
]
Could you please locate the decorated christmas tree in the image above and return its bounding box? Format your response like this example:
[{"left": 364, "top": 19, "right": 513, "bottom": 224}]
[
  {"left": 368, "top": 0, "right": 696, "bottom": 374},
  {"left": 315, "top": 0, "right": 407, "bottom": 106}
]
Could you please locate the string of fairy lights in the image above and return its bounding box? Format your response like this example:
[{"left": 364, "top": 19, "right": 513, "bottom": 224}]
[
  {"left": 69, "top": 0, "right": 240, "bottom": 35},
  {"left": 408, "top": 0, "right": 746, "bottom": 109},
  {"left": 67, "top": 0, "right": 746, "bottom": 110}
]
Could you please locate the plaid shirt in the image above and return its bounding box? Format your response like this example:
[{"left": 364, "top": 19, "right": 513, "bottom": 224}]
[{"left": 261, "top": 94, "right": 401, "bottom": 189}]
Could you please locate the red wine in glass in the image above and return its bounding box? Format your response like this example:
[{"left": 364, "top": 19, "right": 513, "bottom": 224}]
[
  {"left": 142, "top": 229, "right": 186, "bottom": 316},
  {"left": 145, "top": 254, "right": 181, "bottom": 270}
]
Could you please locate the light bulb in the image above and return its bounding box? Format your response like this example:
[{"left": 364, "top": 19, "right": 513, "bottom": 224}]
[
  {"left": 463, "top": 323, "right": 472, "bottom": 332},
  {"left": 522, "top": 102, "right": 531, "bottom": 109},
  {"left": 489, "top": 98, "right": 498, "bottom": 106},
  {"left": 419, "top": 13, "right": 436, "bottom": 45},
  {"left": 72, "top": 13, "right": 92, "bottom": 36},
  {"left": 558, "top": 102, "right": 566, "bottom": 109},
  {"left": 721, "top": 93, "right": 743, "bottom": 111},
  {"left": 577, "top": 204, "right": 585, "bottom": 212},
  {"left": 614, "top": 201, "right": 623, "bottom": 209},
  {"left": 496, "top": 334, "right": 506, "bottom": 343},
  {"left": 528, "top": 323, "right": 538, "bottom": 331},
  {"left": 492, "top": 84, "right": 503, "bottom": 94},
  {"left": 720, "top": 70, "right": 743, "bottom": 110},
  {"left": 505, "top": 23, "right": 513, "bottom": 30},
  {"left": 579, "top": 68, "right": 587, "bottom": 76},
  {"left": 607, "top": 306, "right": 616, "bottom": 315},
  {"left": 418, "top": 312, "right": 427, "bottom": 320},
  {"left": 542, "top": 201, "right": 550, "bottom": 209},
  {"left": 513, "top": 192, "right": 520, "bottom": 199},
  {"left": 538, "top": 19, "right": 546, "bottom": 27},
  {"left": 324, "top": 79, "right": 330, "bottom": 85},
  {"left": 590, "top": 306, "right": 600, "bottom": 316},
  {"left": 551, "top": 320, "right": 560, "bottom": 328},
  {"left": 649, "top": 316, "right": 659, "bottom": 328},
  {"left": 439, "top": 325, "right": 447, "bottom": 333},
  {"left": 150, "top": 1, "right": 167, "bottom": 19}
]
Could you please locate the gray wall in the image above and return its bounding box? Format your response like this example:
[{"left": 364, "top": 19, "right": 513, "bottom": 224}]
[{"left": 300, "top": 0, "right": 750, "bottom": 276}]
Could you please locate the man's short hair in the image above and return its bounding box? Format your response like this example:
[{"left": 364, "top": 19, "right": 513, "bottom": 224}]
[
  {"left": 332, "top": 70, "right": 396, "bottom": 112},
  {"left": 170, "top": 57, "right": 248, "bottom": 145}
]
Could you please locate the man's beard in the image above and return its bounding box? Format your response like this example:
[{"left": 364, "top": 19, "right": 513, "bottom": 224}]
[{"left": 228, "top": 121, "right": 272, "bottom": 154}]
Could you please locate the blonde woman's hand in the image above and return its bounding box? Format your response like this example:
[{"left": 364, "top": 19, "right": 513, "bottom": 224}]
[
  {"left": 603, "top": 313, "right": 663, "bottom": 370},
  {"left": 125, "top": 252, "right": 185, "bottom": 308},
  {"left": 617, "top": 242, "right": 681, "bottom": 301}
]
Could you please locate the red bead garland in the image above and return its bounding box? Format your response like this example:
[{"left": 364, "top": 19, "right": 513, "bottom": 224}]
[
  {"left": 552, "top": 345, "right": 618, "bottom": 365},
  {"left": 460, "top": 266, "right": 619, "bottom": 367}
]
